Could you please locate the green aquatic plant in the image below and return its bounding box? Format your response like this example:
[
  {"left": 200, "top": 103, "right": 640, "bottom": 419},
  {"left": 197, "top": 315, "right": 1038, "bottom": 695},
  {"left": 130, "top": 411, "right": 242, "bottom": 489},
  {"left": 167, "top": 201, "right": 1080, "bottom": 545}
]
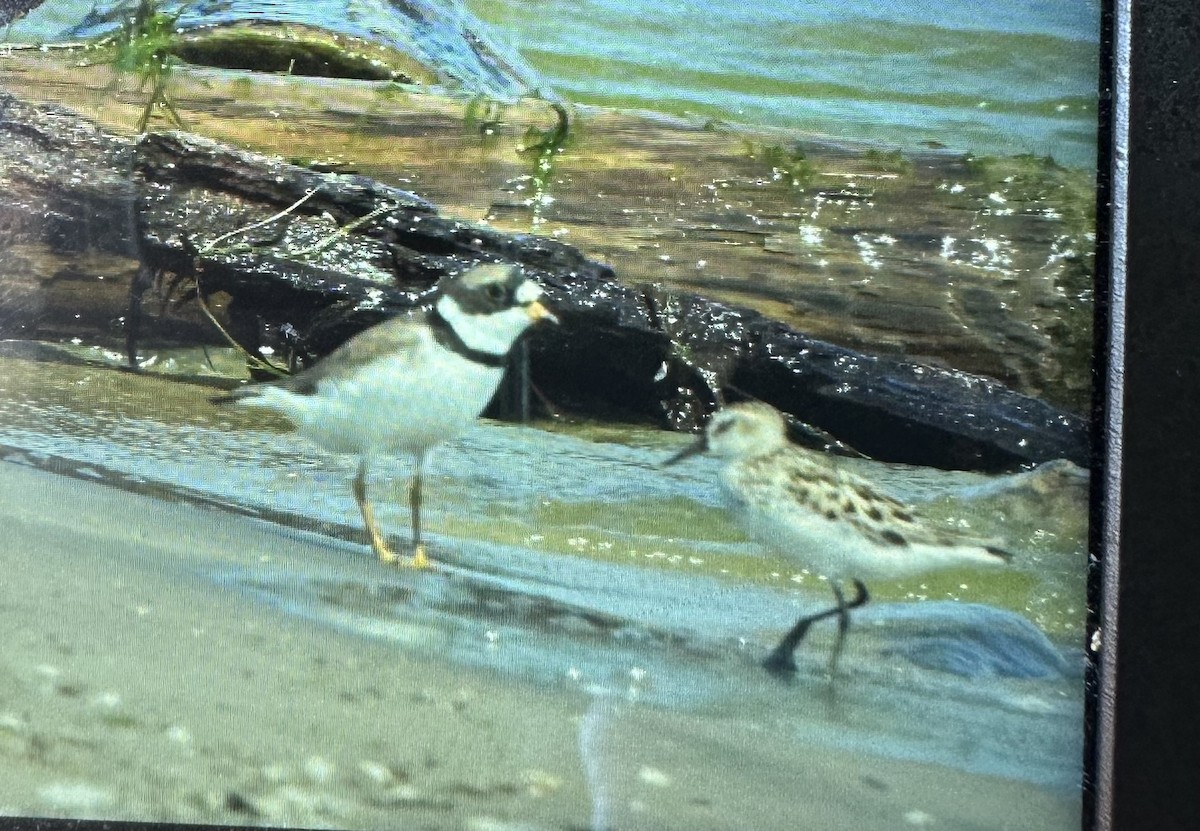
[
  {"left": 744, "top": 140, "right": 816, "bottom": 190},
  {"left": 960, "top": 151, "right": 1095, "bottom": 237},
  {"left": 463, "top": 94, "right": 507, "bottom": 145},
  {"left": 516, "top": 101, "right": 573, "bottom": 229},
  {"left": 373, "top": 80, "right": 407, "bottom": 101},
  {"left": 102, "top": 0, "right": 188, "bottom": 133},
  {"left": 962, "top": 151, "right": 1061, "bottom": 177},
  {"left": 863, "top": 147, "right": 913, "bottom": 174},
  {"left": 228, "top": 75, "right": 254, "bottom": 94}
]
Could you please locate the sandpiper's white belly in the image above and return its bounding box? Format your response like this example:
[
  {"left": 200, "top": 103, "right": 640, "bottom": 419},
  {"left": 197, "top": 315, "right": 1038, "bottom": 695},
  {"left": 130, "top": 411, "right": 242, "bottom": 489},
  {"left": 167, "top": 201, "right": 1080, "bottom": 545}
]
[
  {"left": 724, "top": 474, "right": 1004, "bottom": 583},
  {"left": 737, "top": 501, "right": 898, "bottom": 582}
]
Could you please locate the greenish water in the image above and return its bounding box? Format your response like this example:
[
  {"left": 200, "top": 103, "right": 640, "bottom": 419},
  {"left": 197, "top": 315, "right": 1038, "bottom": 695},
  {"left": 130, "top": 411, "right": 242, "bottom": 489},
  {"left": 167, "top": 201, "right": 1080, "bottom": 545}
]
[
  {"left": 12, "top": 0, "right": 1101, "bottom": 168},
  {"left": 465, "top": 0, "right": 1101, "bottom": 168}
]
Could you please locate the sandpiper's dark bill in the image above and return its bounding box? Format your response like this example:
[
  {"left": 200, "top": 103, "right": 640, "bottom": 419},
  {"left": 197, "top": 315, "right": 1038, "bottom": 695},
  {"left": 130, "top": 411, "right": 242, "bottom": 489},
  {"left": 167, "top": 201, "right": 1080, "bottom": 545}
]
[{"left": 667, "top": 402, "right": 1013, "bottom": 675}]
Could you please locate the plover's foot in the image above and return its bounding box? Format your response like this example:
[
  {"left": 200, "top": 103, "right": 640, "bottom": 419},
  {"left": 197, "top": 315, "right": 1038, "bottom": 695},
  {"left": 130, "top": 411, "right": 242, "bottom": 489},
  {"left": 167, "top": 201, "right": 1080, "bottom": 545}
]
[
  {"left": 371, "top": 541, "right": 434, "bottom": 570},
  {"left": 373, "top": 541, "right": 401, "bottom": 565},
  {"left": 409, "top": 544, "right": 433, "bottom": 570}
]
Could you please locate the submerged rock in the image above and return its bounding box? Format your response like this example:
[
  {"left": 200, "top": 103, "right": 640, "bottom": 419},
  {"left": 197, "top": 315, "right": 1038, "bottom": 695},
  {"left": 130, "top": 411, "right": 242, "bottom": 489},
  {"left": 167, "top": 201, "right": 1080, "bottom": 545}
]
[{"left": 873, "top": 602, "right": 1072, "bottom": 680}]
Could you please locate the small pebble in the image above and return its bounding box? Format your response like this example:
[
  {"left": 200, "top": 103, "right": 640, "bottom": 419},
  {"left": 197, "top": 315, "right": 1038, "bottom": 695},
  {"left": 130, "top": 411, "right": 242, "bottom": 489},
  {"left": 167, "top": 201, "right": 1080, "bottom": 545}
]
[
  {"left": 303, "top": 755, "right": 335, "bottom": 784},
  {"left": 521, "top": 769, "right": 562, "bottom": 797},
  {"left": 357, "top": 760, "right": 394, "bottom": 786},
  {"left": 638, "top": 766, "right": 671, "bottom": 787}
]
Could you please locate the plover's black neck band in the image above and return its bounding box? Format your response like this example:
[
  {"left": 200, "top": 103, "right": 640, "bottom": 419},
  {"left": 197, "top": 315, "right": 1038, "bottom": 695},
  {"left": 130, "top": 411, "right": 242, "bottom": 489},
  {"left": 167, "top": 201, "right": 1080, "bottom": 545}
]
[{"left": 427, "top": 308, "right": 509, "bottom": 368}]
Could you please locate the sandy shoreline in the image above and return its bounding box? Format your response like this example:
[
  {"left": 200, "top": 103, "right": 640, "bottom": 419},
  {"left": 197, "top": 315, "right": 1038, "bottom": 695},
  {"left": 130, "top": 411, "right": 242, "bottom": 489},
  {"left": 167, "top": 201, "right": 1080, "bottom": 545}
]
[{"left": 0, "top": 461, "right": 1080, "bottom": 830}]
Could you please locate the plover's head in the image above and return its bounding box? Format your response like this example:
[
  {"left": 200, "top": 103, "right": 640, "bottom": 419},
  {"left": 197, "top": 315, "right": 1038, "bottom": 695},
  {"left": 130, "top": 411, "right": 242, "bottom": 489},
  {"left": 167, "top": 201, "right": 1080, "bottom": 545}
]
[
  {"left": 664, "top": 402, "right": 788, "bottom": 465},
  {"left": 436, "top": 263, "right": 557, "bottom": 355}
]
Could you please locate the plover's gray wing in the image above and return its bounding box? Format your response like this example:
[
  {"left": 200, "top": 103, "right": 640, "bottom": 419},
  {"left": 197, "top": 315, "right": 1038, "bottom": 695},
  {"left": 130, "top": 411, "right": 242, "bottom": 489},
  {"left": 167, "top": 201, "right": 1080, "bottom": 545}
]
[
  {"left": 212, "top": 314, "right": 425, "bottom": 403},
  {"left": 282, "top": 315, "right": 426, "bottom": 395}
]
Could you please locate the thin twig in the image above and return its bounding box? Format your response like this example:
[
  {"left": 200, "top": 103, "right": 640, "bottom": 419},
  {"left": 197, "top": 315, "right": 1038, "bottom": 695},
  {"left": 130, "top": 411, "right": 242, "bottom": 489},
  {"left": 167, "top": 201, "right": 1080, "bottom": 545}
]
[
  {"left": 190, "top": 280, "right": 288, "bottom": 377},
  {"left": 186, "top": 187, "right": 326, "bottom": 378},
  {"left": 200, "top": 186, "right": 322, "bottom": 253},
  {"left": 288, "top": 202, "right": 396, "bottom": 258}
]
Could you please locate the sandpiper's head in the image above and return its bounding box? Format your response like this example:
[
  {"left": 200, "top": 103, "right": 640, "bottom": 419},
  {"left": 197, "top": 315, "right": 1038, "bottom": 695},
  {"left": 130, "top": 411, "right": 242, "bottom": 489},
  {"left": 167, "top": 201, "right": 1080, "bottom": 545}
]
[
  {"left": 703, "top": 403, "right": 789, "bottom": 457},
  {"left": 436, "top": 263, "right": 557, "bottom": 355},
  {"left": 664, "top": 402, "right": 789, "bottom": 465}
]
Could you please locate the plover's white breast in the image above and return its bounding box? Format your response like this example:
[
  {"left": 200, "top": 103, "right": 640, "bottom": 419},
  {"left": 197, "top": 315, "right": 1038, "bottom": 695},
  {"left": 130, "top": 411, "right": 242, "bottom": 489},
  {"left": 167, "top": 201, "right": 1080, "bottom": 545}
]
[{"left": 252, "top": 329, "right": 504, "bottom": 457}]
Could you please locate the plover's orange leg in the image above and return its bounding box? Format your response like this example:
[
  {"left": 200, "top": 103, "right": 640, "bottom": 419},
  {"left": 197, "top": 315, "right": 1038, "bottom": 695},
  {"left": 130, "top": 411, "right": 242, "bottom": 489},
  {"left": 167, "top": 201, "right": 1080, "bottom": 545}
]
[
  {"left": 408, "top": 456, "right": 433, "bottom": 569},
  {"left": 353, "top": 460, "right": 399, "bottom": 565},
  {"left": 410, "top": 543, "right": 431, "bottom": 569}
]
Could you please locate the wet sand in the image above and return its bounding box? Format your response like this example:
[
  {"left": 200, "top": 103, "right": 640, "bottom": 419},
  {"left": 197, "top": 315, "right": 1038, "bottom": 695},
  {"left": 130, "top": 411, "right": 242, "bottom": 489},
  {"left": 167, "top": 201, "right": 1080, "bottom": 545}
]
[{"left": 0, "top": 461, "right": 1080, "bottom": 830}]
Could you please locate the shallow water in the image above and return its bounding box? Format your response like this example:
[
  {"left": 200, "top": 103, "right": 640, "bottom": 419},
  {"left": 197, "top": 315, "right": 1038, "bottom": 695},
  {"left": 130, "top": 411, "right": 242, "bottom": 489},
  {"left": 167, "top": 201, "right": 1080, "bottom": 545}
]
[{"left": 0, "top": 355, "right": 1086, "bottom": 797}]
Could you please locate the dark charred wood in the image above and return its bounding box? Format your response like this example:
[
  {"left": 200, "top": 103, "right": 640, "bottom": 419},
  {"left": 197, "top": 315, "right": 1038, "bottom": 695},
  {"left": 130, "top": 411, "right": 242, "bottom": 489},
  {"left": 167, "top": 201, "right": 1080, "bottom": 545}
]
[
  {"left": 0, "top": 0, "right": 45, "bottom": 27},
  {"left": 0, "top": 93, "right": 1089, "bottom": 470}
]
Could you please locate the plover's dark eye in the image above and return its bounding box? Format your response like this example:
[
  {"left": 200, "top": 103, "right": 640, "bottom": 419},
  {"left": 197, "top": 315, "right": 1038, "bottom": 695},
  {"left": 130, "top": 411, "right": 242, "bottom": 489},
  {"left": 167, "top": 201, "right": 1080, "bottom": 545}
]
[{"left": 485, "top": 283, "right": 508, "bottom": 303}]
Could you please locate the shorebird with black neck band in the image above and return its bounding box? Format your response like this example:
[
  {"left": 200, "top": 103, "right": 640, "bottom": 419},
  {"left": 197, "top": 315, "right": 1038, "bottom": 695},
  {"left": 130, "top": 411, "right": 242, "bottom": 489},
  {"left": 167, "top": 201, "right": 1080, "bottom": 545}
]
[
  {"left": 213, "top": 262, "right": 556, "bottom": 567},
  {"left": 666, "top": 402, "right": 1014, "bottom": 676}
]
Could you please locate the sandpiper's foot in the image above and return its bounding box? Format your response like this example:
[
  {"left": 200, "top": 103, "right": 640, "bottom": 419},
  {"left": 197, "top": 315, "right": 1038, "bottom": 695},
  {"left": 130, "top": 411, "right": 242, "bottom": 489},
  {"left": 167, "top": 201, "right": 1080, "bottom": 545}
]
[{"left": 761, "top": 649, "right": 799, "bottom": 677}]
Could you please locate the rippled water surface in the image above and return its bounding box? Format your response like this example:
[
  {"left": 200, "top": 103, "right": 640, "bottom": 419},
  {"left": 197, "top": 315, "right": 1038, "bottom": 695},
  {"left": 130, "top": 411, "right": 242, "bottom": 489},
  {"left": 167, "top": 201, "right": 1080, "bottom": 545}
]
[
  {"left": 12, "top": 0, "right": 1100, "bottom": 166},
  {"left": 467, "top": 0, "right": 1100, "bottom": 167}
]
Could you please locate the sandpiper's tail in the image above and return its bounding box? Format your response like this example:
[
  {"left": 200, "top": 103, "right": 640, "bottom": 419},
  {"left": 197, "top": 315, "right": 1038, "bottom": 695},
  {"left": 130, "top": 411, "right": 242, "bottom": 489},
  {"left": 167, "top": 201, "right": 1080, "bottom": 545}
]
[{"left": 984, "top": 545, "right": 1015, "bottom": 563}]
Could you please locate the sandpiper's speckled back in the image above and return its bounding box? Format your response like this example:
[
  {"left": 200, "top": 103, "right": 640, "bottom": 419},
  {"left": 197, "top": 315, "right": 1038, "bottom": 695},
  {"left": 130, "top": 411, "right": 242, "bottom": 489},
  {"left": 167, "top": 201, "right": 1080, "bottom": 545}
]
[{"left": 706, "top": 403, "right": 1013, "bottom": 582}]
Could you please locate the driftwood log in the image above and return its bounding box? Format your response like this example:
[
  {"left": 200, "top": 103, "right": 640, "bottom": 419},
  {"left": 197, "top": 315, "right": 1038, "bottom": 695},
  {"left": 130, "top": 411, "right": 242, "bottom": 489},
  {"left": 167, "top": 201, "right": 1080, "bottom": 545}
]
[{"left": 0, "top": 92, "right": 1089, "bottom": 471}]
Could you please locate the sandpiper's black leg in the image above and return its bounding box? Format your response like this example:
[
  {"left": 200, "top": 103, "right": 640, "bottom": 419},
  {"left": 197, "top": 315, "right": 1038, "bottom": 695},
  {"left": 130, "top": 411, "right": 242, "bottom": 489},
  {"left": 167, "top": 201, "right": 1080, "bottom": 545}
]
[
  {"left": 410, "top": 460, "right": 422, "bottom": 547},
  {"left": 828, "top": 582, "right": 850, "bottom": 675},
  {"left": 762, "top": 580, "right": 870, "bottom": 676}
]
